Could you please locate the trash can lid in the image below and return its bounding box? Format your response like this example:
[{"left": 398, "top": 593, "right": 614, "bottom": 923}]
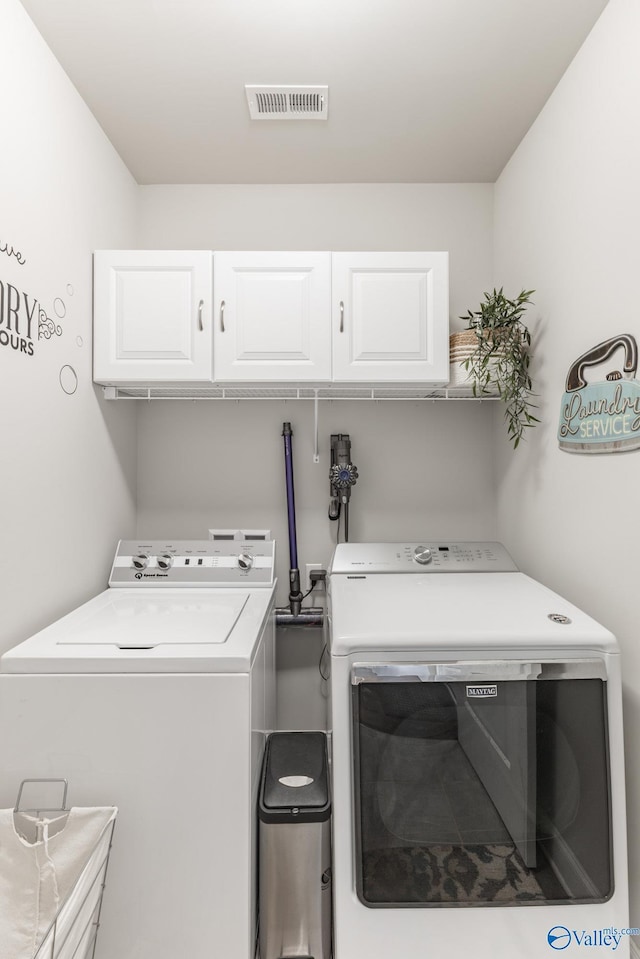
[{"left": 259, "top": 731, "right": 330, "bottom": 823}]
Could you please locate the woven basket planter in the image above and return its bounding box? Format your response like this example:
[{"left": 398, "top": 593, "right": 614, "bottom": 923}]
[
  {"left": 450, "top": 330, "right": 481, "bottom": 350},
  {"left": 448, "top": 330, "right": 504, "bottom": 389}
]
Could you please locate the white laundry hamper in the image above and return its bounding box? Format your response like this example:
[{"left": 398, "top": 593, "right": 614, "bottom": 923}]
[{"left": 0, "top": 780, "right": 117, "bottom": 959}]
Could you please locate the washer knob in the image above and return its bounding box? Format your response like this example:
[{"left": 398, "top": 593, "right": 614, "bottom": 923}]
[
  {"left": 238, "top": 553, "right": 254, "bottom": 570},
  {"left": 413, "top": 546, "right": 433, "bottom": 566},
  {"left": 132, "top": 553, "right": 150, "bottom": 571},
  {"left": 156, "top": 553, "right": 174, "bottom": 570}
]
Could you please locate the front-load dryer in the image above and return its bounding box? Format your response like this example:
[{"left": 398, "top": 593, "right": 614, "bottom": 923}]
[
  {"left": 0, "top": 539, "right": 277, "bottom": 959},
  {"left": 328, "top": 542, "right": 629, "bottom": 959}
]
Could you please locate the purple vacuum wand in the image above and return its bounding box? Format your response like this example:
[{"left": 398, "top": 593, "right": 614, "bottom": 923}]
[{"left": 282, "top": 422, "right": 303, "bottom": 617}]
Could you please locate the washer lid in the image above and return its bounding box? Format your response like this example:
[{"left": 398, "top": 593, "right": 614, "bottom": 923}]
[
  {"left": 328, "top": 571, "right": 618, "bottom": 656},
  {"left": 58, "top": 591, "right": 249, "bottom": 648},
  {"left": 0, "top": 587, "right": 275, "bottom": 673}
]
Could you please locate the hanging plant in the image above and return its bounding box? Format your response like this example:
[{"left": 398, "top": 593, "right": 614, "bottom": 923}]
[{"left": 460, "top": 288, "right": 539, "bottom": 449}]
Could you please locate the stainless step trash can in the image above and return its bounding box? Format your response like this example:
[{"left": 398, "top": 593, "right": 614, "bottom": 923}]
[{"left": 259, "top": 731, "right": 332, "bottom": 959}]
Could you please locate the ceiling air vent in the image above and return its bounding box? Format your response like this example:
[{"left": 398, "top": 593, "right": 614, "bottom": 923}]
[{"left": 245, "top": 85, "right": 328, "bottom": 120}]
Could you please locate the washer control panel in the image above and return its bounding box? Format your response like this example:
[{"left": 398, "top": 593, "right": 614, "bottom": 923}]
[
  {"left": 109, "top": 540, "right": 276, "bottom": 587},
  {"left": 330, "top": 542, "right": 518, "bottom": 574}
]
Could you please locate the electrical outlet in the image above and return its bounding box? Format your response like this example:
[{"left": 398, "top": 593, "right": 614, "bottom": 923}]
[{"left": 305, "top": 562, "right": 325, "bottom": 592}]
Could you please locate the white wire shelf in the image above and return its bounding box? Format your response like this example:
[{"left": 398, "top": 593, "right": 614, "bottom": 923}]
[{"left": 101, "top": 384, "right": 500, "bottom": 402}]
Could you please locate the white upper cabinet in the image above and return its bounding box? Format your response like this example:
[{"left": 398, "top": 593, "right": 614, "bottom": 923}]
[
  {"left": 93, "top": 250, "right": 451, "bottom": 390},
  {"left": 331, "top": 252, "right": 449, "bottom": 382},
  {"left": 93, "top": 250, "right": 213, "bottom": 383},
  {"left": 213, "top": 252, "right": 332, "bottom": 381}
]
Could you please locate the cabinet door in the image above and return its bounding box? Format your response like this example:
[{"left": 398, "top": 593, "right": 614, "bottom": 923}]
[
  {"left": 93, "top": 250, "right": 213, "bottom": 384},
  {"left": 213, "top": 252, "right": 331, "bottom": 381},
  {"left": 332, "top": 252, "right": 449, "bottom": 382}
]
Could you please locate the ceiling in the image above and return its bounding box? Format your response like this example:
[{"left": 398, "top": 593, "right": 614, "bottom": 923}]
[{"left": 19, "top": 0, "right": 608, "bottom": 185}]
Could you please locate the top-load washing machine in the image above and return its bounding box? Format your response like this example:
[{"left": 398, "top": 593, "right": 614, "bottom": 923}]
[
  {"left": 328, "top": 542, "right": 629, "bottom": 959},
  {"left": 0, "top": 539, "right": 276, "bottom": 959}
]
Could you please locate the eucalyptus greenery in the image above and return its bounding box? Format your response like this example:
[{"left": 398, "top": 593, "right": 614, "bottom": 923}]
[{"left": 460, "top": 288, "right": 539, "bottom": 449}]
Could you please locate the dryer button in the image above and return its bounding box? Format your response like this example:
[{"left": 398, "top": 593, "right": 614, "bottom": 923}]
[{"left": 413, "top": 546, "right": 433, "bottom": 565}]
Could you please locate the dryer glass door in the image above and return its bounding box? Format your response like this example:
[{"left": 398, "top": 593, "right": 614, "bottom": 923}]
[{"left": 351, "top": 660, "right": 612, "bottom": 907}]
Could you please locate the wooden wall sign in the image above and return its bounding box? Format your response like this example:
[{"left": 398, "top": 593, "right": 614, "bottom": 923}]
[{"left": 558, "top": 334, "right": 640, "bottom": 453}]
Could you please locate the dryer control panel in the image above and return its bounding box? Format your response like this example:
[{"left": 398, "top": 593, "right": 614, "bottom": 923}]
[
  {"left": 330, "top": 541, "right": 518, "bottom": 574},
  {"left": 109, "top": 539, "right": 276, "bottom": 587}
]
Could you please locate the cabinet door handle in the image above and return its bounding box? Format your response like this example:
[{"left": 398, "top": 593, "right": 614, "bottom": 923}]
[
  {"left": 220, "top": 300, "right": 226, "bottom": 332},
  {"left": 197, "top": 299, "right": 204, "bottom": 332},
  {"left": 339, "top": 300, "right": 344, "bottom": 333}
]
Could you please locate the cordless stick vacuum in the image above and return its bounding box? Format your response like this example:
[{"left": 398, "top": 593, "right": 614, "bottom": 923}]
[
  {"left": 282, "top": 422, "right": 304, "bottom": 617},
  {"left": 328, "top": 433, "right": 358, "bottom": 542}
]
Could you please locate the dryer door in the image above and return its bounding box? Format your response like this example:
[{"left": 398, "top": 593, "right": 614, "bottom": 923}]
[{"left": 351, "top": 660, "right": 612, "bottom": 908}]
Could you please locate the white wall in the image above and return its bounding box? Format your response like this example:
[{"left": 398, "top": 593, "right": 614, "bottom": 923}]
[
  {"left": 0, "top": 0, "right": 138, "bottom": 652},
  {"left": 136, "top": 183, "right": 497, "bottom": 725},
  {"left": 135, "top": 397, "right": 497, "bottom": 579},
  {"left": 494, "top": 0, "right": 640, "bottom": 927}
]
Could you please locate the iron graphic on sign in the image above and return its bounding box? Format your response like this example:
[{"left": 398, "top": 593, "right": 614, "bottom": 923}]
[{"left": 558, "top": 334, "right": 640, "bottom": 453}]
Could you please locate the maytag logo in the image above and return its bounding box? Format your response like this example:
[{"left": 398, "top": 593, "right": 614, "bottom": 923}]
[{"left": 466, "top": 684, "right": 498, "bottom": 698}]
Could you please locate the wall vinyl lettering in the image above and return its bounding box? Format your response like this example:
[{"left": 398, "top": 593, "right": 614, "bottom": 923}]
[
  {"left": 59, "top": 364, "right": 78, "bottom": 395},
  {"left": 0, "top": 279, "right": 64, "bottom": 354},
  {"left": 0, "top": 240, "right": 26, "bottom": 266},
  {"left": 558, "top": 334, "right": 640, "bottom": 453},
  {"left": 1, "top": 243, "right": 80, "bottom": 396},
  {"left": 0, "top": 280, "right": 67, "bottom": 356},
  {"left": 38, "top": 305, "right": 63, "bottom": 341}
]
